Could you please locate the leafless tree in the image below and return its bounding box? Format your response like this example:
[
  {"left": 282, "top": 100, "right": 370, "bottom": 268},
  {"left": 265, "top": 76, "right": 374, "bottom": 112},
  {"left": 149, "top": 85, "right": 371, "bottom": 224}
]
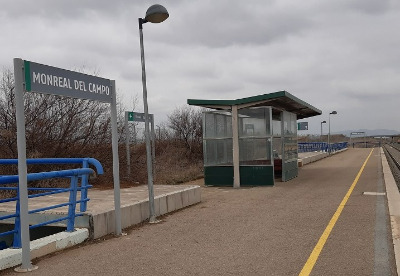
[
  {"left": 0, "top": 68, "right": 128, "bottom": 159},
  {"left": 167, "top": 105, "right": 203, "bottom": 156}
]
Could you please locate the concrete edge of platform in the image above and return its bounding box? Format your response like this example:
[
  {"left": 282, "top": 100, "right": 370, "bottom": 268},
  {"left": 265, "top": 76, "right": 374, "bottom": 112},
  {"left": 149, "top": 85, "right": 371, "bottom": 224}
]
[
  {"left": 298, "top": 152, "right": 328, "bottom": 167},
  {"left": 381, "top": 148, "right": 400, "bottom": 275},
  {"left": 0, "top": 228, "right": 88, "bottom": 271},
  {"left": 92, "top": 185, "right": 201, "bottom": 239},
  {"left": 331, "top": 148, "right": 348, "bottom": 155},
  {"left": 298, "top": 148, "right": 347, "bottom": 167},
  {"left": 0, "top": 185, "right": 201, "bottom": 271}
]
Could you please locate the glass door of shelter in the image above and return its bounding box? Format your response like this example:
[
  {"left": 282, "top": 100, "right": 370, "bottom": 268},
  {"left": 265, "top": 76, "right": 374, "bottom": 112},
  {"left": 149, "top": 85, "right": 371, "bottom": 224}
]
[
  {"left": 281, "top": 111, "right": 298, "bottom": 181},
  {"left": 238, "top": 107, "right": 274, "bottom": 186}
]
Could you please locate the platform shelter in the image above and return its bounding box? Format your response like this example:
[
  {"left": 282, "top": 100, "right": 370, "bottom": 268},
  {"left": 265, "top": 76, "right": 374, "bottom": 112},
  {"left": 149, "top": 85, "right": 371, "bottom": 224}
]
[{"left": 188, "top": 91, "right": 321, "bottom": 188}]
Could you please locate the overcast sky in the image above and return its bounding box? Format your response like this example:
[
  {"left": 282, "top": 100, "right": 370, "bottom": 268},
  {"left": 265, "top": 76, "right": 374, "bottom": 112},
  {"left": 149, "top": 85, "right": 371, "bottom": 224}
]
[{"left": 1, "top": 0, "right": 399, "bottom": 134}]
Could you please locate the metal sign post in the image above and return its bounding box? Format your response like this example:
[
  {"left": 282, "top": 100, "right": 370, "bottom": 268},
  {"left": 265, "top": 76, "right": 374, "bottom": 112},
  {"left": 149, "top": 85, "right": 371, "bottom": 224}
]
[
  {"left": 125, "top": 111, "right": 156, "bottom": 166},
  {"left": 13, "top": 58, "right": 122, "bottom": 270},
  {"left": 125, "top": 113, "right": 131, "bottom": 177},
  {"left": 110, "top": 80, "right": 122, "bottom": 236},
  {"left": 125, "top": 111, "right": 156, "bottom": 205},
  {"left": 13, "top": 58, "right": 36, "bottom": 272}
]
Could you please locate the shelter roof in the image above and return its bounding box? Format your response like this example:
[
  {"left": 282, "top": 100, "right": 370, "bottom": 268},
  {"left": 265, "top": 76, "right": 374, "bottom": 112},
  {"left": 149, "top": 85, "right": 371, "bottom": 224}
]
[{"left": 187, "top": 91, "right": 322, "bottom": 119}]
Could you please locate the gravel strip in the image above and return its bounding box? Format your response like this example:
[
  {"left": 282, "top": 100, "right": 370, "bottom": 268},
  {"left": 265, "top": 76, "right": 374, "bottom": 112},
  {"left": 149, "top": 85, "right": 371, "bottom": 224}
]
[{"left": 383, "top": 144, "right": 400, "bottom": 190}]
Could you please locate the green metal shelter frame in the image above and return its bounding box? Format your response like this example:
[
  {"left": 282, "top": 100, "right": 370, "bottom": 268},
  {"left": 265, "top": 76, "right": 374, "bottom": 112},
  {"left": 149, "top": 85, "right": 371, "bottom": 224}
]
[{"left": 188, "top": 91, "right": 322, "bottom": 188}]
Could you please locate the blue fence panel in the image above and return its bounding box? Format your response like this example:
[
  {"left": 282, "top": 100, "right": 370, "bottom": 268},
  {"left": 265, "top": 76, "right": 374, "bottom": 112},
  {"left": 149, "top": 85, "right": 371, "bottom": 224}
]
[
  {"left": 329, "top": 142, "right": 348, "bottom": 152},
  {"left": 298, "top": 142, "right": 348, "bottom": 153},
  {"left": 298, "top": 142, "right": 328, "bottom": 153},
  {"left": 0, "top": 158, "right": 103, "bottom": 249}
]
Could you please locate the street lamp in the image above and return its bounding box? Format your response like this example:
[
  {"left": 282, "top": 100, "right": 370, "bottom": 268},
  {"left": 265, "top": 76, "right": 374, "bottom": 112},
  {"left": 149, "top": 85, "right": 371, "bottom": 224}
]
[
  {"left": 320, "top": 121, "right": 326, "bottom": 142},
  {"left": 139, "top": 4, "right": 169, "bottom": 223},
  {"left": 328, "top": 111, "right": 337, "bottom": 153}
]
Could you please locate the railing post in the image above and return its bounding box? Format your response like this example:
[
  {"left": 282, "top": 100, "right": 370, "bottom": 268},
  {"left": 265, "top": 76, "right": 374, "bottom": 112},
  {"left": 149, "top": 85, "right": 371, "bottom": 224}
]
[
  {"left": 80, "top": 159, "right": 89, "bottom": 212},
  {"left": 12, "top": 189, "right": 22, "bottom": 248},
  {"left": 67, "top": 176, "right": 78, "bottom": 232}
]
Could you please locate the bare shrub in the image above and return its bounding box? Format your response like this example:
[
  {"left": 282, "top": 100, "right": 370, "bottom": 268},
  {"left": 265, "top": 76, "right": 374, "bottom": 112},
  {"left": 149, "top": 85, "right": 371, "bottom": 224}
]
[
  {"left": 0, "top": 69, "right": 114, "bottom": 159},
  {"left": 0, "top": 68, "right": 129, "bottom": 188},
  {"left": 0, "top": 69, "right": 204, "bottom": 190},
  {"left": 167, "top": 105, "right": 203, "bottom": 159}
]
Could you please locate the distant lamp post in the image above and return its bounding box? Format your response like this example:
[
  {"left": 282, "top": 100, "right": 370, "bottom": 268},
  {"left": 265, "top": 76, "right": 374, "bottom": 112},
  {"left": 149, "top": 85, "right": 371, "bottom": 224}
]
[
  {"left": 138, "top": 4, "right": 169, "bottom": 223},
  {"left": 328, "top": 111, "right": 337, "bottom": 153},
  {"left": 320, "top": 120, "right": 326, "bottom": 142}
]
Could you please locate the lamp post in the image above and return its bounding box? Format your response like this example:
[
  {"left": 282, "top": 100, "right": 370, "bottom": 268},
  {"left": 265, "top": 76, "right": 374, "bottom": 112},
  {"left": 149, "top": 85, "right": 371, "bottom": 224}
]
[
  {"left": 320, "top": 120, "right": 326, "bottom": 142},
  {"left": 139, "top": 4, "right": 169, "bottom": 223},
  {"left": 328, "top": 111, "right": 337, "bottom": 153}
]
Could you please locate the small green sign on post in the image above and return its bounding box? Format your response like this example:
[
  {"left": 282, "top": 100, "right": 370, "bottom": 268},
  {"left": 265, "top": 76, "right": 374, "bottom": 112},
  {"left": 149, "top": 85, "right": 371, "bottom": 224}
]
[
  {"left": 127, "top": 112, "right": 134, "bottom": 121},
  {"left": 127, "top": 111, "right": 153, "bottom": 122},
  {"left": 125, "top": 111, "right": 155, "bottom": 177},
  {"left": 298, "top": 122, "right": 308, "bottom": 130}
]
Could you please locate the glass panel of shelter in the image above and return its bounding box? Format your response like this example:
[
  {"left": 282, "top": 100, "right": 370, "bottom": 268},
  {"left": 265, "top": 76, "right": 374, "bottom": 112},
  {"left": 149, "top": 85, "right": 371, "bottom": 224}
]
[
  {"left": 281, "top": 110, "right": 298, "bottom": 181},
  {"left": 271, "top": 108, "right": 298, "bottom": 181},
  {"left": 202, "top": 107, "right": 297, "bottom": 182},
  {"left": 203, "top": 111, "right": 232, "bottom": 167},
  {"left": 238, "top": 107, "right": 272, "bottom": 166}
]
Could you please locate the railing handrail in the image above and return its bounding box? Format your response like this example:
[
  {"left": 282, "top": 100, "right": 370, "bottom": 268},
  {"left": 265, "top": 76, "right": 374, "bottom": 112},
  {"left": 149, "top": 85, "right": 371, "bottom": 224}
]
[
  {"left": 0, "top": 158, "right": 102, "bottom": 213},
  {"left": 0, "top": 158, "right": 103, "bottom": 175},
  {"left": 0, "top": 168, "right": 94, "bottom": 185},
  {"left": 0, "top": 159, "right": 102, "bottom": 249}
]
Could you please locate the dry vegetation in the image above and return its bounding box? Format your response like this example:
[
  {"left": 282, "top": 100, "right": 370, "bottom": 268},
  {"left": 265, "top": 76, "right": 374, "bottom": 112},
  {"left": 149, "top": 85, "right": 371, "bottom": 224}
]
[{"left": 0, "top": 69, "right": 203, "bottom": 194}]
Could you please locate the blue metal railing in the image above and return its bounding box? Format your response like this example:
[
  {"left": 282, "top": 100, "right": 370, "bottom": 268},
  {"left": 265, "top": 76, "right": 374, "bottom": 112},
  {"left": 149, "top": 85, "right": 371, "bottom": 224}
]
[
  {"left": 298, "top": 142, "right": 327, "bottom": 152},
  {"left": 329, "top": 142, "right": 348, "bottom": 152},
  {"left": 298, "top": 142, "right": 348, "bottom": 153},
  {"left": 0, "top": 158, "right": 103, "bottom": 249},
  {"left": 0, "top": 158, "right": 103, "bottom": 212}
]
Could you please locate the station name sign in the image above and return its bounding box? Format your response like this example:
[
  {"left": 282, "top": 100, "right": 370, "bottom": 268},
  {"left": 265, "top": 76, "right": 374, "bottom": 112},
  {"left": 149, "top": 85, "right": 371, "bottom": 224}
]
[{"left": 24, "top": 60, "right": 112, "bottom": 103}]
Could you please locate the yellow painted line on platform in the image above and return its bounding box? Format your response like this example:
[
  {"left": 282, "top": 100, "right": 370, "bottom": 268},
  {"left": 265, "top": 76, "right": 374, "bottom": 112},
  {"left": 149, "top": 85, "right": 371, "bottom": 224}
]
[{"left": 299, "top": 148, "right": 374, "bottom": 276}]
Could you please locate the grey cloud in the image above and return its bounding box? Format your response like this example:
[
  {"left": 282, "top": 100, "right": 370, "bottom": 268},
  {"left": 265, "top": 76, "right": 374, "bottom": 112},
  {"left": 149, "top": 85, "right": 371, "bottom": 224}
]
[
  {"left": 1, "top": 0, "right": 400, "bottom": 133},
  {"left": 157, "top": 1, "right": 314, "bottom": 48},
  {"left": 0, "top": 0, "right": 134, "bottom": 19},
  {"left": 340, "top": 0, "right": 392, "bottom": 15}
]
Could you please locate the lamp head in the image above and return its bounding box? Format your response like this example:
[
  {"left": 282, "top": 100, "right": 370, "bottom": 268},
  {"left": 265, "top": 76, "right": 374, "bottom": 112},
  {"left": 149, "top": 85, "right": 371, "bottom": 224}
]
[
  {"left": 321, "top": 121, "right": 326, "bottom": 124},
  {"left": 330, "top": 111, "right": 337, "bottom": 115},
  {"left": 145, "top": 4, "right": 169, "bottom": 23}
]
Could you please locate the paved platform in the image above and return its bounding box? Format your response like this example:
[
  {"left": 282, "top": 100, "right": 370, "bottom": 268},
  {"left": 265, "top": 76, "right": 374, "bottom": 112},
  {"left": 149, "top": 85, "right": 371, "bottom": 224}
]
[
  {"left": 1, "top": 185, "right": 201, "bottom": 238},
  {"left": 2, "top": 148, "right": 400, "bottom": 274},
  {"left": 0, "top": 185, "right": 201, "bottom": 270}
]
